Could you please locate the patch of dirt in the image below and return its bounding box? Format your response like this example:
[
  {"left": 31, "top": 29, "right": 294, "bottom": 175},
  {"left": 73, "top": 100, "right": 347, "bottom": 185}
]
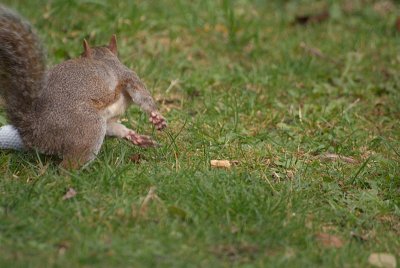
[
  {"left": 377, "top": 215, "right": 400, "bottom": 234},
  {"left": 315, "top": 233, "right": 344, "bottom": 248},
  {"left": 373, "top": 1, "right": 395, "bottom": 16}
]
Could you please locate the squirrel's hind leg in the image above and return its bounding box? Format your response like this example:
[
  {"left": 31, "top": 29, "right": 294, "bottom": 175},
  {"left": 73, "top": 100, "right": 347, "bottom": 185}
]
[
  {"left": 61, "top": 154, "right": 95, "bottom": 170},
  {"left": 60, "top": 139, "right": 104, "bottom": 169},
  {"left": 106, "top": 121, "right": 158, "bottom": 148},
  {"left": 60, "top": 119, "right": 106, "bottom": 170}
]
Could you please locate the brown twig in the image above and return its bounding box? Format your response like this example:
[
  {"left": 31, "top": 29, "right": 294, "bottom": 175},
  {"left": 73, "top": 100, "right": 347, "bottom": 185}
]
[{"left": 139, "top": 186, "right": 163, "bottom": 217}]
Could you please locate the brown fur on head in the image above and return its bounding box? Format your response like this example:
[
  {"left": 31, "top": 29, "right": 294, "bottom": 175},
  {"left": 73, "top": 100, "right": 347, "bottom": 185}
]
[{"left": 81, "top": 35, "right": 118, "bottom": 59}]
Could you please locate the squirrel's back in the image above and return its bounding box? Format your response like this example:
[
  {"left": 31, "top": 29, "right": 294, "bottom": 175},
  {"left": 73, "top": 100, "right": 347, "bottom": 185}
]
[
  {"left": 0, "top": 5, "right": 46, "bottom": 130},
  {"left": 23, "top": 55, "right": 122, "bottom": 155}
]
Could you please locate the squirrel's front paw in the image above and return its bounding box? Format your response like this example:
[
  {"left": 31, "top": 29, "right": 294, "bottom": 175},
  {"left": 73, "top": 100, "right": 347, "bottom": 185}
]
[
  {"left": 126, "top": 132, "right": 158, "bottom": 148},
  {"left": 149, "top": 111, "right": 167, "bottom": 130}
]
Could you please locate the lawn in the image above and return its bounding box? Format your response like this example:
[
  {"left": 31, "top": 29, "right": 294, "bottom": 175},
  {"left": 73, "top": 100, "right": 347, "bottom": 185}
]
[{"left": 0, "top": 0, "right": 399, "bottom": 267}]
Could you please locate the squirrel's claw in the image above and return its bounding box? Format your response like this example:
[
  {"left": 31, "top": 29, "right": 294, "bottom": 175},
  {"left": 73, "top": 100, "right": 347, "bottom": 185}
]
[{"left": 149, "top": 111, "right": 167, "bottom": 130}]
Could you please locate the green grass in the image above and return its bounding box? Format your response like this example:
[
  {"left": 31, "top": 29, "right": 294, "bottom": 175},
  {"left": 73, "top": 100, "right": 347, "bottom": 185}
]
[{"left": 1, "top": 0, "right": 399, "bottom": 267}]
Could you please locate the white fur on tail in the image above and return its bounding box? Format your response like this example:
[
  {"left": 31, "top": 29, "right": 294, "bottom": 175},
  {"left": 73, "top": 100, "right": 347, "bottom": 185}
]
[{"left": 0, "top": 125, "right": 25, "bottom": 150}]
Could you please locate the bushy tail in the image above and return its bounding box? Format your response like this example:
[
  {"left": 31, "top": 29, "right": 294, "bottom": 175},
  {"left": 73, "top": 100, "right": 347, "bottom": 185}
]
[{"left": 0, "top": 5, "right": 46, "bottom": 129}]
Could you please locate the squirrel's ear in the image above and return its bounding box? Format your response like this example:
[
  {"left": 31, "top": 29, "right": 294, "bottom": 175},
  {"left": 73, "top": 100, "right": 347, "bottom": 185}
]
[
  {"left": 108, "top": 34, "right": 118, "bottom": 55},
  {"left": 82, "top": 39, "right": 92, "bottom": 58}
]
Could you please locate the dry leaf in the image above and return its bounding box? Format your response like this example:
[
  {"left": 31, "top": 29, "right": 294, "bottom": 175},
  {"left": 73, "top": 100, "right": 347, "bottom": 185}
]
[
  {"left": 130, "top": 153, "right": 144, "bottom": 164},
  {"left": 315, "top": 233, "right": 344, "bottom": 248},
  {"left": 293, "top": 10, "right": 330, "bottom": 25},
  {"left": 319, "top": 153, "right": 357, "bottom": 164},
  {"left": 396, "top": 17, "right": 400, "bottom": 32},
  {"left": 62, "top": 188, "right": 77, "bottom": 200},
  {"left": 368, "top": 253, "right": 397, "bottom": 268}
]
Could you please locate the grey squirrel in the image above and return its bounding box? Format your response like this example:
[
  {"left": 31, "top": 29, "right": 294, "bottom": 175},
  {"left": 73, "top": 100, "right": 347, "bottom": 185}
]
[{"left": 0, "top": 5, "right": 167, "bottom": 169}]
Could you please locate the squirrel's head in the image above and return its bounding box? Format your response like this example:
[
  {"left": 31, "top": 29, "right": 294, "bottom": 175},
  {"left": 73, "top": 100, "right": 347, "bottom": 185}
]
[{"left": 81, "top": 35, "right": 118, "bottom": 60}]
